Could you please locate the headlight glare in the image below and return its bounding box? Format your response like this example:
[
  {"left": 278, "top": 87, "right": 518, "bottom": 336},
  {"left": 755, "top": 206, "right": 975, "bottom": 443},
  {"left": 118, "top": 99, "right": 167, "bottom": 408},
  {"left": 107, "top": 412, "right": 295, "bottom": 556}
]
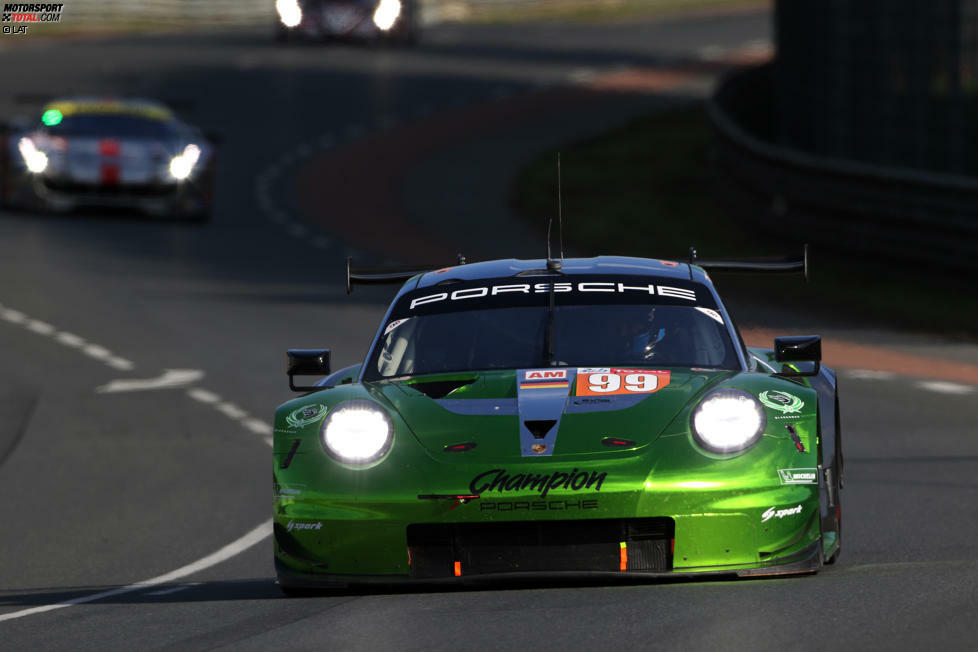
[
  {"left": 691, "top": 388, "right": 766, "bottom": 454},
  {"left": 169, "top": 143, "right": 201, "bottom": 180},
  {"left": 18, "top": 137, "right": 48, "bottom": 173},
  {"left": 373, "top": 0, "right": 401, "bottom": 30},
  {"left": 276, "top": 0, "right": 302, "bottom": 27},
  {"left": 321, "top": 400, "right": 393, "bottom": 465}
]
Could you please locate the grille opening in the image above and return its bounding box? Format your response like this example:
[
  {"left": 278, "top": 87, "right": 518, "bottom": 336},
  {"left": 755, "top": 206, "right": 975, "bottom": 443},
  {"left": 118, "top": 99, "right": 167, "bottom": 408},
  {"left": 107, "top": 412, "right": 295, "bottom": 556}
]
[{"left": 407, "top": 518, "right": 674, "bottom": 578}]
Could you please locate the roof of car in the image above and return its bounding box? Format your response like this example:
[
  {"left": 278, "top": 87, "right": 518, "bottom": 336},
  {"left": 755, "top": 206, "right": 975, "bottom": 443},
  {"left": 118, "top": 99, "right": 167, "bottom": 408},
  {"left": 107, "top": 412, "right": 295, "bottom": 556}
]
[
  {"left": 413, "top": 256, "right": 711, "bottom": 288},
  {"left": 41, "top": 97, "right": 174, "bottom": 122}
]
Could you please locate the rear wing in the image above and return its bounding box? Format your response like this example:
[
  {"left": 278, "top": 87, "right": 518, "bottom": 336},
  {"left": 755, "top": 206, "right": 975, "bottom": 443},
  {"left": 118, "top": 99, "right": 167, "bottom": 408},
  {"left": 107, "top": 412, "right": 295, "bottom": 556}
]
[
  {"left": 345, "top": 246, "right": 809, "bottom": 294},
  {"left": 346, "top": 256, "right": 465, "bottom": 294},
  {"left": 690, "top": 245, "right": 808, "bottom": 281}
]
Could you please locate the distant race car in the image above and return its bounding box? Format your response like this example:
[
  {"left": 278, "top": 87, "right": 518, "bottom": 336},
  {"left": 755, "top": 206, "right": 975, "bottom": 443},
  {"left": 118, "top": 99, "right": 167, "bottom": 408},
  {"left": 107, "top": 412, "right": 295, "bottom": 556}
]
[
  {"left": 273, "top": 250, "right": 843, "bottom": 591},
  {"left": 274, "top": 0, "right": 419, "bottom": 43},
  {"left": 0, "top": 97, "right": 217, "bottom": 220}
]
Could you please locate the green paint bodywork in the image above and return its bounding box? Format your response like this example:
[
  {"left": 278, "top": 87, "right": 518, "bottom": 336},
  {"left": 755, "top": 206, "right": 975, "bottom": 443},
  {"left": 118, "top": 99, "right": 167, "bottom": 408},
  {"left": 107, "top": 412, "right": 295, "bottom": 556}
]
[{"left": 274, "top": 347, "right": 835, "bottom": 582}]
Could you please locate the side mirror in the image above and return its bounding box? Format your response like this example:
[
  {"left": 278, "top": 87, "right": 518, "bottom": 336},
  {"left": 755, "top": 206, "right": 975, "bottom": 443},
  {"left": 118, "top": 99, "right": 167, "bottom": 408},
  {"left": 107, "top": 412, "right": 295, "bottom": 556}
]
[
  {"left": 774, "top": 335, "right": 821, "bottom": 377},
  {"left": 287, "top": 349, "right": 331, "bottom": 392}
]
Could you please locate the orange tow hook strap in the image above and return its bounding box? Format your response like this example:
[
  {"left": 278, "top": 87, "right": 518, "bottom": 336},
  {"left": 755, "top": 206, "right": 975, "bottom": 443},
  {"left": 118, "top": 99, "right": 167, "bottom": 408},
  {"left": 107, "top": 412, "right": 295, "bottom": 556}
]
[
  {"left": 454, "top": 561, "right": 462, "bottom": 577},
  {"left": 619, "top": 542, "right": 628, "bottom": 572}
]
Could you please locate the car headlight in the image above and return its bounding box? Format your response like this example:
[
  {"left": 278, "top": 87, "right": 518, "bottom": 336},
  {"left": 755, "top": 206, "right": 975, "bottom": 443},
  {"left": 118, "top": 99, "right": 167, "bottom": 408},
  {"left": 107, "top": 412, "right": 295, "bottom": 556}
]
[
  {"left": 169, "top": 143, "right": 201, "bottom": 181},
  {"left": 690, "top": 388, "right": 766, "bottom": 454},
  {"left": 18, "top": 137, "right": 48, "bottom": 173},
  {"left": 373, "top": 0, "right": 401, "bottom": 31},
  {"left": 276, "top": 0, "right": 302, "bottom": 27},
  {"left": 320, "top": 400, "right": 393, "bottom": 465}
]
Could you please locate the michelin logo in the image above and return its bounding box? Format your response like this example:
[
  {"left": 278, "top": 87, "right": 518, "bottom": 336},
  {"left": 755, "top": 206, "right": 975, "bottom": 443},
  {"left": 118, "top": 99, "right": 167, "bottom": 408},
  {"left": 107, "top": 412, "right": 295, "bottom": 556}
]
[{"left": 778, "top": 468, "right": 818, "bottom": 485}]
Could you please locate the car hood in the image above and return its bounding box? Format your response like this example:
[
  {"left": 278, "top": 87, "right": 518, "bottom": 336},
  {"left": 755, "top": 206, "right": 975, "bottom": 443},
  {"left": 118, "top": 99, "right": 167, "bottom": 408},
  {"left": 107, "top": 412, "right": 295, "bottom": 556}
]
[{"left": 373, "top": 368, "right": 734, "bottom": 462}]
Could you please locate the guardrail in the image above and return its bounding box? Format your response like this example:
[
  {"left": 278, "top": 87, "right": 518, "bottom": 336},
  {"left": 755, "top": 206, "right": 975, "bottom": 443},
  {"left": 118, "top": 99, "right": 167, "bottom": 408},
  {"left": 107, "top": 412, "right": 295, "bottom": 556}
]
[{"left": 708, "top": 64, "right": 978, "bottom": 271}]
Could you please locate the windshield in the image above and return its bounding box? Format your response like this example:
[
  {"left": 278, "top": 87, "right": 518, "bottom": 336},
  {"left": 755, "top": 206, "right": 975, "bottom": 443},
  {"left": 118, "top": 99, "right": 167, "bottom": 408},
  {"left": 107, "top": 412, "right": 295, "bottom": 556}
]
[
  {"left": 364, "top": 276, "right": 739, "bottom": 380},
  {"left": 40, "top": 114, "right": 176, "bottom": 139}
]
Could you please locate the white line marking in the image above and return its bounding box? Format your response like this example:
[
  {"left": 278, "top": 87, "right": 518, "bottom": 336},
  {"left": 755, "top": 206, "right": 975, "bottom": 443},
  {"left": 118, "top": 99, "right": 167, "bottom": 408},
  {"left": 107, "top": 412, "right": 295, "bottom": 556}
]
[
  {"left": 216, "top": 402, "right": 248, "bottom": 420},
  {"left": 26, "top": 319, "right": 55, "bottom": 335},
  {"left": 106, "top": 356, "right": 135, "bottom": 371},
  {"left": 97, "top": 369, "right": 205, "bottom": 394},
  {"left": 0, "top": 303, "right": 277, "bottom": 623},
  {"left": 917, "top": 380, "right": 975, "bottom": 395},
  {"left": 0, "top": 519, "right": 272, "bottom": 623},
  {"left": 845, "top": 369, "right": 897, "bottom": 380},
  {"left": 145, "top": 582, "right": 200, "bottom": 597},
  {"left": 82, "top": 344, "right": 112, "bottom": 360},
  {"left": 242, "top": 418, "right": 273, "bottom": 436},
  {"left": 1, "top": 308, "right": 26, "bottom": 323},
  {"left": 55, "top": 331, "right": 86, "bottom": 347},
  {"left": 186, "top": 388, "right": 221, "bottom": 404}
]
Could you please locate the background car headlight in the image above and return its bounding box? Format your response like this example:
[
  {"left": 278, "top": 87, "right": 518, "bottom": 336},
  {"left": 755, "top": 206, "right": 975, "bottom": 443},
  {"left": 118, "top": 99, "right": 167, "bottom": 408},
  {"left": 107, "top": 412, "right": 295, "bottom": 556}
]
[
  {"left": 276, "top": 0, "right": 302, "bottom": 27},
  {"left": 169, "top": 143, "right": 201, "bottom": 180},
  {"left": 690, "top": 388, "right": 766, "bottom": 454},
  {"left": 18, "top": 137, "right": 48, "bottom": 173},
  {"left": 373, "top": 0, "right": 401, "bottom": 31},
  {"left": 320, "top": 400, "right": 393, "bottom": 465}
]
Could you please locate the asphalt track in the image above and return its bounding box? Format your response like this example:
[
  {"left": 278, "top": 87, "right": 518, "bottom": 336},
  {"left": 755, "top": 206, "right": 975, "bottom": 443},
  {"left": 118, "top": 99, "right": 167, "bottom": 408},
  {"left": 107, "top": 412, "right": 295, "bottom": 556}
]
[{"left": 1, "top": 9, "right": 977, "bottom": 650}]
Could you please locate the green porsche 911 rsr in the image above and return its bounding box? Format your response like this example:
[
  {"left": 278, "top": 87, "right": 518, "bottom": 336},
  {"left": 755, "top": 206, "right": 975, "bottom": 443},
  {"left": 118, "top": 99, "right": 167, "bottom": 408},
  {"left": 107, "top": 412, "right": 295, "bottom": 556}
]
[{"left": 273, "top": 253, "right": 842, "bottom": 590}]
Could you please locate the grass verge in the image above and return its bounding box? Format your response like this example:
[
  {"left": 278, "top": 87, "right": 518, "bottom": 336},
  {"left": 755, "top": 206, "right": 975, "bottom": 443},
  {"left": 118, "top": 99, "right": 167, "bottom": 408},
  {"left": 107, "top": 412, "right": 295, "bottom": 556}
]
[{"left": 512, "top": 106, "right": 978, "bottom": 340}]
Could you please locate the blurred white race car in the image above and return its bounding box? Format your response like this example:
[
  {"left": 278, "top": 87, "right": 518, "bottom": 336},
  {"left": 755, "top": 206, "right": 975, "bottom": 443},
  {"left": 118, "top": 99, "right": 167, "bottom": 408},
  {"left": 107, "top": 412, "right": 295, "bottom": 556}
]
[{"left": 1, "top": 97, "right": 217, "bottom": 220}]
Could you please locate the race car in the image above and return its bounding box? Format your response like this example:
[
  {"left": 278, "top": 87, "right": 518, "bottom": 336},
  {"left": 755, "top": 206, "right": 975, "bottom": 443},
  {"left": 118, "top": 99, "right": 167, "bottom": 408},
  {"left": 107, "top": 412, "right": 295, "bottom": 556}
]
[
  {"left": 0, "top": 97, "right": 217, "bottom": 220},
  {"left": 274, "top": 0, "right": 419, "bottom": 43},
  {"left": 273, "top": 250, "right": 843, "bottom": 590}
]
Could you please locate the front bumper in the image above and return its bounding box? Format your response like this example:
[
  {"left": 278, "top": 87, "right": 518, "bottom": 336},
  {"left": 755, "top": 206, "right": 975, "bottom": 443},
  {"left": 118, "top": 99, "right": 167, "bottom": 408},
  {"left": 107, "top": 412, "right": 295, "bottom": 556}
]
[
  {"left": 273, "top": 481, "right": 822, "bottom": 585},
  {"left": 8, "top": 171, "right": 211, "bottom": 217}
]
